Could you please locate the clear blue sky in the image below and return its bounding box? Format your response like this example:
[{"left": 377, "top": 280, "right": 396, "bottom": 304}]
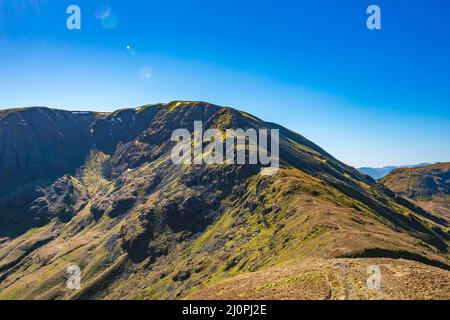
[{"left": 0, "top": 0, "right": 449, "bottom": 167}]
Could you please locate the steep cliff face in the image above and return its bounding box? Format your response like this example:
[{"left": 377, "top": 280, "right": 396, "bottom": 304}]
[
  {"left": 0, "top": 102, "right": 448, "bottom": 300},
  {"left": 0, "top": 108, "right": 95, "bottom": 192},
  {"left": 0, "top": 108, "right": 97, "bottom": 236}
]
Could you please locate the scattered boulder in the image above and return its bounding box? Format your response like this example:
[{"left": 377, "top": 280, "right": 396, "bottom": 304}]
[
  {"left": 172, "top": 271, "right": 191, "bottom": 282},
  {"left": 106, "top": 195, "right": 136, "bottom": 218},
  {"left": 120, "top": 215, "right": 153, "bottom": 263}
]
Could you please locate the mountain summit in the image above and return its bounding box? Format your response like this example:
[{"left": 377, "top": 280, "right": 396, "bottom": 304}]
[{"left": 0, "top": 102, "right": 448, "bottom": 299}]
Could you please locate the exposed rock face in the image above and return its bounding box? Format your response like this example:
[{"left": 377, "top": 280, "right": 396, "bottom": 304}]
[
  {"left": 0, "top": 108, "right": 94, "bottom": 194},
  {"left": 29, "top": 175, "right": 89, "bottom": 224},
  {"left": 120, "top": 213, "right": 155, "bottom": 263},
  {"left": 172, "top": 271, "right": 191, "bottom": 282},
  {"left": 0, "top": 102, "right": 448, "bottom": 300}
]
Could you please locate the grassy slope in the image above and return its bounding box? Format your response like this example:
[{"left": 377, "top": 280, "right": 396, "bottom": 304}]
[
  {"left": 186, "top": 258, "right": 450, "bottom": 300},
  {"left": 381, "top": 162, "right": 450, "bottom": 221}
]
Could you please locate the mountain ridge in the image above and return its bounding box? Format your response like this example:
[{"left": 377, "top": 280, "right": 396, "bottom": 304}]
[{"left": 0, "top": 102, "right": 448, "bottom": 299}]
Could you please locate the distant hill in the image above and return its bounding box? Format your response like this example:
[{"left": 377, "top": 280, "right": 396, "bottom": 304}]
[
  {"left": 381, "top": 163, "right": 450, "bottom": 199},
  {"left": 381, "top": 162, "right": 450, "bottom": 221},
  {"left": 358, "top": 163, "right": 431, "bottom": 179}
]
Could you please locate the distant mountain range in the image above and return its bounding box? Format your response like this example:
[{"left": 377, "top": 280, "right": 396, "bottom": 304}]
[
  {"left": 0, "top": 102, "right": 448, "bottom": 300},
  {"left": 358, "top": 163, "right": 431, "bottom": 180}
]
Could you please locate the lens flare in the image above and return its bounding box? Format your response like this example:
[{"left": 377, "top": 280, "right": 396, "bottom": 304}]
[
  {"left": 139, "top": 67, "right": 153, "bottom": 80},
  {"left": 95, "top": 5, "right": 112, "bottom": 20},
  {"left": 101, "top": 13, "right": 118, "bottom": 29},
  {"left": 126, "top": 45, "right": 136, "bottom": 56}
]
